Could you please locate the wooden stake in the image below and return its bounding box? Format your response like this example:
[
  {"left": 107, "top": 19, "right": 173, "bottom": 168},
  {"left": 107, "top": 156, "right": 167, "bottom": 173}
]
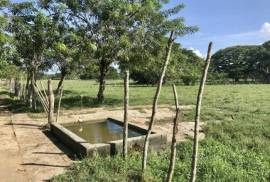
[
  {"left": 56, "top": 85, "right": 64, "bottom": 123},
  {"left": 123, "top": 70, "right": 129, "bottom": 158},
  {"left": 48, "top": 79, "right": 55, "bottom": 124},
  {"left": 166, "top": 84, "right": 181, "bottom": 182},
  {"left": 142, "top": 30, "right": 175, "bottom": 172},
  {"left": 40, "top": 80, "right": 49, "bottom": 105},
  {"left": 35, "top": 83, "right": 49, "bottom": 106},
  {"left": 190, "top": 42, "right": 213, "bottom": 182},
  {"left": 33, "top": 84, "right": 49, "bottom": 113}
]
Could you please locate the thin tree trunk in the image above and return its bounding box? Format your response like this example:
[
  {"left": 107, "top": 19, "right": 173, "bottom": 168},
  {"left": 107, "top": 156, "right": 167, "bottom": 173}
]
[
  {"left": 97, "top": 60, "right": 108, "bottom": 103},
  {"left": 48, "top": 79, "right": 55, "bottom": 124},
  {"left": 123, "top": 70, "right": 129, "bottom": 158},
  {"left": 190, "top": 42, "right": 213, "bottom": 182},
  {"left": 142, "top": 31, "right": 175, "bottom": 173},
  {"left": 166, "top": 84, "right": 181, "bottom": 182},
  {"left": 56, "top": 72, "right": 66, "bottom": 95}
]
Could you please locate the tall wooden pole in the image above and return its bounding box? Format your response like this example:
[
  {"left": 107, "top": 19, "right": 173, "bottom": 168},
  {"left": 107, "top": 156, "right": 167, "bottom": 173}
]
[
  {"left": 123, "top": 70, "right": 129, "bottom": 158},
  {"left": 190, "top": 42, "right": 213, "bottom": 182},
  {"left": 166, "top": 84, "right": 181, "bottom": 182},
  {"left": 142, "top": 30, "right": 175, "bottom": 173},
  {"left": 48, "top": 79, "right": 55, "bottom": 124}
]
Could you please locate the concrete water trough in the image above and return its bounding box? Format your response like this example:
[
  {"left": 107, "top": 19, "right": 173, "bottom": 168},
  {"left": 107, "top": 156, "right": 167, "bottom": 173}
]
[{"left": 51, "top": 118, "right": 167, "bottom": 157}]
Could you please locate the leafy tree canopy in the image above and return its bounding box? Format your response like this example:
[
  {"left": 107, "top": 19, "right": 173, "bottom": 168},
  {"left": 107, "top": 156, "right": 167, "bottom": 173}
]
[{"left": 211, "top": 41, "right": 270, "bottom": 83}]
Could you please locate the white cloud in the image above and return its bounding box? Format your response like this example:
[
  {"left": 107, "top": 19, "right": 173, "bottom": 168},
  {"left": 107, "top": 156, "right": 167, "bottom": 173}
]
[
  {"left": 260, "top": 22, "right": 270, "bottom": 36},
  {"left": 188, "top": 47, "right": 205, "bottom": 58}
]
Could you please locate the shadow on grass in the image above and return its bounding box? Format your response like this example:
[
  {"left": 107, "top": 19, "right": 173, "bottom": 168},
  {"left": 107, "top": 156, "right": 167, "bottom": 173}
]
[
  {"left": 0, "top": 89, "right": 122, "bottom": 113},
  {"left": 59, "top": 89, "right": 122, "bottom": 109},
  {"left": 1, "top": 97, "right": 43, "bottom": 113}
]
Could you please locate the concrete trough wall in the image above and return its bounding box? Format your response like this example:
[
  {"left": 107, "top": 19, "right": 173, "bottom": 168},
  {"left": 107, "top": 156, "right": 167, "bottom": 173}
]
[
  {"left": 109, "top": 133, "right": 167, "bottom": 155},
  {"left": 51, "top": 118, "right": 167, "bottom": 157},
  {"left": 51, "top": 123, "right": 110, "bottom": 157},
  {"left": 107, "top": 118, "right": 167, "bottom": 155}
]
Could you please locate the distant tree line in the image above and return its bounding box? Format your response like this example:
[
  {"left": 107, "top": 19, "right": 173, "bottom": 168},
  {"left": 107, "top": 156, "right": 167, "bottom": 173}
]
[{"left": 211, "top": 41, "right": 270, "bottom": 83}]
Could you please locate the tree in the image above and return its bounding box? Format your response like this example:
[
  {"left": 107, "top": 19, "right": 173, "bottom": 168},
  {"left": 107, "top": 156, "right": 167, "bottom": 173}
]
[
  {"left": 0, "top": 1, "right": 24, "bottom": 85},
  {"left": 125, "top": 43, "right": 204, "bottom": 85},
  {"left": 47, "top": 27, "right": 84, "bottom": 94},
  {"left": 211, "top": 45, "right": 256, "bottom": 82},
  {"left": 41, "top": 1, "right": 95, "bottom": 94},
  {"left": 79, "top": 62, "right": 120, "bottom": 80},
  {"left": 211, "top": 41, "right": 270, "bottom": 83},
  {"left": 0, "top": 0, "right": 10, "bottom": 62},
  {"left": 251, "top": 41, "right": 270, "bottom": 83},
  {"left": 180, "top": 49, "right": 204, "bottom": 85},
  {"left": 56, "top": 0, "right": 193, "bottom": 102},
  {"left": 10, "top": 1, "right": 55, "bottom": 108},
  {"left": 0, "top": 61, "right": 22, "bottom": 79},
  {"left": 55, "top": 0, "right": 133, "bottom": 102}
]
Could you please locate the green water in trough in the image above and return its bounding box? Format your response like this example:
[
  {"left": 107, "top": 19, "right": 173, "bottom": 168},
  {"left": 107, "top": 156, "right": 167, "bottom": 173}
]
[{"left": 64, "top": 119, "right": 143, "bottom": 144}]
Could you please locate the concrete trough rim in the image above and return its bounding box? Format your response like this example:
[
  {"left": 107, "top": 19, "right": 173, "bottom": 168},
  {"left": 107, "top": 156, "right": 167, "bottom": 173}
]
[{"left": 51, "top": 118, "right": 167, "bottom": 157}]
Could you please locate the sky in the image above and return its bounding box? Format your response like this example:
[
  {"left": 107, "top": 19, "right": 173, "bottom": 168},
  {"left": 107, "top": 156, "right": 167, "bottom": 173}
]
[
  {"left": 11, "top": 0, "right": 270, "bottom": 57},
  {"left": 165, "top": 0, "right": 270, "bottom": 57}
]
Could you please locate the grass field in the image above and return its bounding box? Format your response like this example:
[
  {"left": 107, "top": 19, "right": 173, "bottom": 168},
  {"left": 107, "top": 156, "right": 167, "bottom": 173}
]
[{"left": 19, "top": 80, "right": 270, "bottom": 181}]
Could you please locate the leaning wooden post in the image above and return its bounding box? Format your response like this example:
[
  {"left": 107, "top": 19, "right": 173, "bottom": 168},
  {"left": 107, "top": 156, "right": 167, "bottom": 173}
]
[
  {"left": 166, "top": 84, "right": 181, "bottom": 182},
  {"left": 190, "top": 42, "right": 213, "bottom": 182},
  {"left": 48, "top": 79, "right": 55, "bottom": 124},
  {"left": 123, "top": 70, "right": 129, "bottom": 158},
  {"left": 142, "top": 30, "right": 175, "bottom": 173}
]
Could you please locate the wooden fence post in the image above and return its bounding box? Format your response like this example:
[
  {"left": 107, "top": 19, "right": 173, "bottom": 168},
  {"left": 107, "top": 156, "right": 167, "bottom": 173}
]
[
  {"left": 166, "top": 84, "right": 181, "bottom": 182},
  {"left": 56, "top": 85, "right": 64, "bottom": 123},
  {"left": 142, "top": 30, "right": 175, "bottom": 173},
  {"left": 48, "top": 79, "right": 55, "bottom": 124},
  {"left": 190, "top": 42, "right": 213, "bottom": 182},
  {"left": 123, "top": 70, "right": 129, "bottom": 158}
]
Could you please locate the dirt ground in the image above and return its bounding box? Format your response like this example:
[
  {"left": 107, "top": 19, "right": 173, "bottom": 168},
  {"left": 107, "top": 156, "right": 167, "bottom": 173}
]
[{"left": 0, "top": 102, "right": 204, "bottom": 182}]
